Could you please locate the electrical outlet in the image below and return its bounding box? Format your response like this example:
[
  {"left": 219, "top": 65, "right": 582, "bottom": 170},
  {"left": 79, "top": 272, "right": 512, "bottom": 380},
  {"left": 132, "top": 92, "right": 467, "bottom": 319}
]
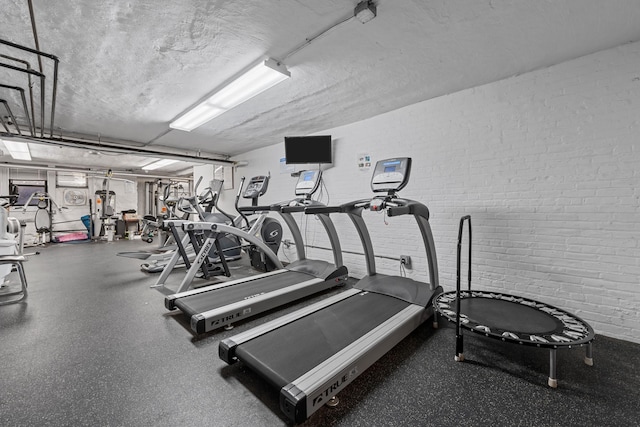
[{"left": 400, "top": 255, "right": 412, "bottom": 269}]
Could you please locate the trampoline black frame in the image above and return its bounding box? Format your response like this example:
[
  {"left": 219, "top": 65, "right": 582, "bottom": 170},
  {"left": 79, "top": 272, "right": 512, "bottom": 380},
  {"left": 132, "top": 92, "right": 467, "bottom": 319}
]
[{"left": 435, "top": 215, "right": 595, "bottom": 388}]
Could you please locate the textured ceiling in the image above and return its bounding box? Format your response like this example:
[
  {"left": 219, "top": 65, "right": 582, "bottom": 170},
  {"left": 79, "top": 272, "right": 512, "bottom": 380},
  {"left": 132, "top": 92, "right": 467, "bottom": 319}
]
[{"left": 1, "top": 0, "right": 640, "bottom": 173}]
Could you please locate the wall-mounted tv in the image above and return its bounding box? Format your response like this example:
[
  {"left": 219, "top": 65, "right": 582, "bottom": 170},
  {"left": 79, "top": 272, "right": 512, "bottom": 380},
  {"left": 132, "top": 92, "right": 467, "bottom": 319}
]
[
  {"left": 9, "top": 179, "right": 48, "bottom": 207},
  {"left": 284, "top": 135, "right": 332, "bottom": 164}
]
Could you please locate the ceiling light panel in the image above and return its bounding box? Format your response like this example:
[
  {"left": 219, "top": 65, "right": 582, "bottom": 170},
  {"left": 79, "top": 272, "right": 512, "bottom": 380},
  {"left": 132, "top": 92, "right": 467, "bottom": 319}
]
[
  {"left": 1, "top": 140, "right": 32, "bottom": 161},
  {"left": 170, "top": 58, "right": 291, "bottom": 132},
  {"left": 142, "top": 158, "right": 179, "bottom": 170}
]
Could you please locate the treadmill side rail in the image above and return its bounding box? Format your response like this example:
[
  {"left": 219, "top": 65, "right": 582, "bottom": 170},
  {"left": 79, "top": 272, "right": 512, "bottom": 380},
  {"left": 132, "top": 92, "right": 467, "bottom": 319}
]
[
  {"left": 281, "top": 304, "right": 427, "bottom": 423},
  {"left": 165, "top": 269, "right": 287, "bottom": 310},
  {"left": 192, "top": 276, "right": 334, "bottom": 334},
  {"left": 219, "top": 288, "right": 362, "bottom": 364}
]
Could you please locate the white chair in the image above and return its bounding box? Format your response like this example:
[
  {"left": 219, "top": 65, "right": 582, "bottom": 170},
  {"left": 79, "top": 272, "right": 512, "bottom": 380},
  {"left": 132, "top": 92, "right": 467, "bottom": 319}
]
[{"left": 0, "top": 254, "right": 28, "bottom": 305}]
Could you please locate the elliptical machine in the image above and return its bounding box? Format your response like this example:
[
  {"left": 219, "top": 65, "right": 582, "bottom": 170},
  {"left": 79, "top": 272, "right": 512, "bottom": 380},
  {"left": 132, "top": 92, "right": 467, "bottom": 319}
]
[
  {"left": 152, "top": 174, "right": 283, "bottom": 292},
  {"left": 235, "top": 174, "right": 283, "bottom": 272},
  {"left": 176, "top": 178, "right": 242, "bottom": 264}
]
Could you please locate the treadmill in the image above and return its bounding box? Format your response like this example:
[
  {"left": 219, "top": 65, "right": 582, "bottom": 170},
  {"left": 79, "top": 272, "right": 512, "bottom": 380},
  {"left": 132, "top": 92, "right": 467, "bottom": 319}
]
[
  {"left": 219, "top": 158, "right": 442, "bottom": 423},
  {"left": 164, "top": 169, "right": 349, "bottom": 334}
]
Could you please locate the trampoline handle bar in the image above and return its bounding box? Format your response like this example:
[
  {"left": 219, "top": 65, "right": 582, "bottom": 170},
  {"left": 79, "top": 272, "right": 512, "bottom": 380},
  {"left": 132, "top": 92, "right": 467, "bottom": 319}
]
[
  {"left": 457, "top": 215, "right": 472, "bottom": 294},
  {"left": 456, "top": 215, "right": 472, "bottom": 350}
]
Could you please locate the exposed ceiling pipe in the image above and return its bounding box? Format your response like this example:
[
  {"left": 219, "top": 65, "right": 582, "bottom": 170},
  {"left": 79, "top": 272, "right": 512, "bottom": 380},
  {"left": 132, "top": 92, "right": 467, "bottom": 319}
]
[
  {"left": 0, "top": 83, "right": 33, "bottom": 136},
  {"left": 282, "top": 15, "right": 355, "bottom": 61},
  {"left": 0, "top": 60, "right": 45, "bottom": 136},
  {"left": 0, "top": 132, "right": 233, "bottom": 165},
  {"left": 0, "top": 161, "right": 194, "bottom": 180},
  {"left": 0, "top": 38, "right": 59, "bottom": 138},
  {"left": 0, "top": 56, "right": 36, "bottom": 135},
  {"left": 0, "top": 115, "right": 9, "bottom": 133},
  {"left": 0, "top": 85, "right": 31, "bottom": 135},
  {"left": 27, "top": 0, "right": 44, "bottom": 74},
  {"left": 0, "top": 100, "right": 23, "bottom": 135}
]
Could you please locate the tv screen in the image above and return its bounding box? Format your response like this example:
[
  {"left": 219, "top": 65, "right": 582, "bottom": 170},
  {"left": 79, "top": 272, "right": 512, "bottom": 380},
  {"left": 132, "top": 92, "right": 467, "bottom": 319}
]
[
  {"left": 284, "top": 135, "right": 332, "bottom": 164},
  {"left": 9, "top": 180, "right": 48, "bottom": 206}
]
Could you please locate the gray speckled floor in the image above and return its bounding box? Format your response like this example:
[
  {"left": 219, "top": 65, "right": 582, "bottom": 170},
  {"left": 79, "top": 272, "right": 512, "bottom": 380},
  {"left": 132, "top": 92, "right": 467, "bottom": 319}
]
[{"left": 1, "top": 239, "right": 638, "bottom": 426}]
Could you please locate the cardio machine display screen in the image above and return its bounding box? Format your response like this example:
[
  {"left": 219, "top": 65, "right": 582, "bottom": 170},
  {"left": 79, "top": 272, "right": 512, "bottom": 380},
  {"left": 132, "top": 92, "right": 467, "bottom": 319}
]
[
  {"left": 371, "top": 158, "right": 412, "bottom": 193},
  {"left": 383, "top": 160, "right": 401, "bottom": 172},
  {"left": 295, "top": 170, "right": 321, "bottom": 196}
]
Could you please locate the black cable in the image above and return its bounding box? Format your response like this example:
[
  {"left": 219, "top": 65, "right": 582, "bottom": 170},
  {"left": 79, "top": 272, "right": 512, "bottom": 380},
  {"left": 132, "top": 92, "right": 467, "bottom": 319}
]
[{"left": 322, "top": 176, "right": 330, "bottom": 206}]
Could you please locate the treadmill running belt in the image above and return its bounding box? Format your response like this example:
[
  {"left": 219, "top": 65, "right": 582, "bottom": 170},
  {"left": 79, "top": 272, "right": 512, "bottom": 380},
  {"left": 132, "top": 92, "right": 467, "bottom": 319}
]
[
  {"left": 174, "top": 270, "right": 316, "bottom": 316},
  {"left": 235, "top": 291, "right": 411, "bottom": 388}
]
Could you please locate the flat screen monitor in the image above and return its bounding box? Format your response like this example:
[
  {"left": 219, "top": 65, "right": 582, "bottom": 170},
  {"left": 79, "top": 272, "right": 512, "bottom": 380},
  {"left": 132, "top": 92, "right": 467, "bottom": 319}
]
[
  {"left": 284, "top": 135, "right": 332, "bottom": 164},
  {"left": 9, "top": 180, "right": 48, "bottom": 206}
]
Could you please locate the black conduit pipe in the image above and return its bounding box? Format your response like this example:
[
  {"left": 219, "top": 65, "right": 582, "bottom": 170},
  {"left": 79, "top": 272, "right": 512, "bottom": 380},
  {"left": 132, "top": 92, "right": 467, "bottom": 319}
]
[
  {"left": 0, "top": 100, "right": 23, "bottom": 135},
  {"left": 0, "top": 55, "right": 36, "bottom": 135},
  {"left": 0, "top": 84, "right": 34, "bottom": 136},
  {"left": 0, "top": 61, "right": 45, "bottom": 137},
  {"left": 0, "top": 115, "right": 9, "bottom": 133},
  {"left": 0, "top": 39, "right": 59, "bottom": 138},
  {"left": 27, "top": 0, "right": 44, "bottom": 74}
]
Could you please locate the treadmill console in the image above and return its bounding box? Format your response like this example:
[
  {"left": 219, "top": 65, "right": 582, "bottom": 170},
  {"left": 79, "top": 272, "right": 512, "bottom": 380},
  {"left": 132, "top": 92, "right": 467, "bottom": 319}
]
[
  {"left": 243, "top": 175, "right": 269, "bottom": 199},
  {"left": 294, "top": 170, "right": 322, "bottom": 197},
  {"left": 371, "top": 157, "right": 412, "bottom": 193}
]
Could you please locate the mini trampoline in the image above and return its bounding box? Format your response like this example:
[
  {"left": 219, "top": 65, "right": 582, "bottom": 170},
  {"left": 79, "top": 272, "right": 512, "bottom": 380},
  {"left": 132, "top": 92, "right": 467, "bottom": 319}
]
[{"left": 435, "top": 216, "right": 595, "bottom": 388}]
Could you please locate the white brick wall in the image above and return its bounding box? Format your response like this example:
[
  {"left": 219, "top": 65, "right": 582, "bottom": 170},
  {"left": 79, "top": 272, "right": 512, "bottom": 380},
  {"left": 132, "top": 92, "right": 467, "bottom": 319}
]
[{"left": 222, "top": 40, "right": 640, "bottom": 344}]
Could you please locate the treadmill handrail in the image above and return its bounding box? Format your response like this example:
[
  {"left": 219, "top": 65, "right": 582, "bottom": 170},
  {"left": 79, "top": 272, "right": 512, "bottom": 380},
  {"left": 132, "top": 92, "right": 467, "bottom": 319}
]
[
  {"left": 306, "top": 199, "right": 376, "bottom": 276},
  {"left": 303, "top": 198, "right": 385, "bottom": 277},
  {"left": 280, "top": 205, "right": 305, "bottom": 213},
  {"left": 303, "top": 196, "right": 390, "bottom": 214},
  {"left": 267, "top": 198, "right": 346, "bottom": 267},
  {"left": 384, "top": 198, "right": 438, "bottom": 288},
  {"left": 304, "top": 196, "right": 438, "bottom": 288},
  {"left": 237, "top": 205, "right": 276, "bottom": 213},
  {"left": 310, "top": 211, "right": 344, "bottom": 268},
  {"left": 386, "top": 198, "right": 430, "bottom": 220},
  {"left": 303, "top": 205, "right": 345, "bottom": 215},
  {"left": 278, "top": 198, "right": 345, "bottom": 267},
  {"left": 274, "top": 197, "right": 313, "bottom": 213}
]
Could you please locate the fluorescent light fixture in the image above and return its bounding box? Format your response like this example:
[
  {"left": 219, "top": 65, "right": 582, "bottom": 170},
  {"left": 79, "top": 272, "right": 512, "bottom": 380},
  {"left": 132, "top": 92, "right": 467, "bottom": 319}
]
[
  {"left": 1, "top": 139, "right": 32, "bottom": 161},
  {"left": 170, "top": 58, "right": 291, "bottom": 132},
  {"left": 142, "top": 158, "right": 179, "bottom": 170}
]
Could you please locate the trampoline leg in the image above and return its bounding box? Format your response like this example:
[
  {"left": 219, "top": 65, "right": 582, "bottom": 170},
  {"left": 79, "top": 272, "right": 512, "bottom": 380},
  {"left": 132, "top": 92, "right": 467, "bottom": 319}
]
[
  {"left": 455, "top": 333, "right": 464, "bottom": 362},
  {"left": 584, "top": 342, "right": 594, "bottom": 366},
  {"left": 548, "top": 349, "right": 558, "bottom": 388}
]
